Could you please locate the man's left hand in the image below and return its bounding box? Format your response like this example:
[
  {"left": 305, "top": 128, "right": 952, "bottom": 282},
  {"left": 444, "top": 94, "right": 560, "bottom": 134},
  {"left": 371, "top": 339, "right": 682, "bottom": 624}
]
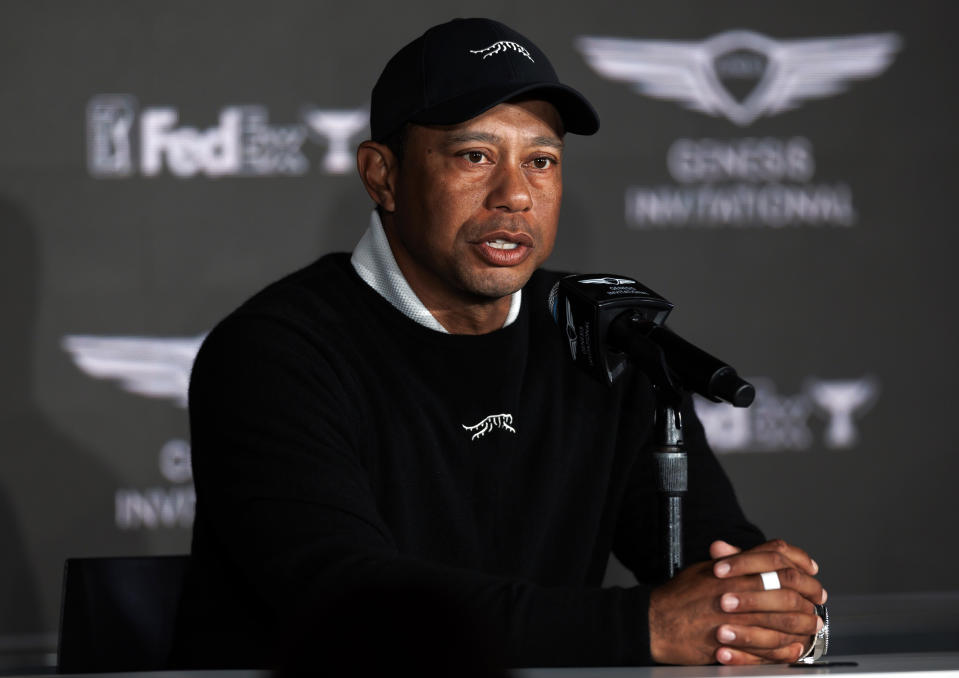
[{"left": 707, "top": 539, "right": 826, "bottom": 665}]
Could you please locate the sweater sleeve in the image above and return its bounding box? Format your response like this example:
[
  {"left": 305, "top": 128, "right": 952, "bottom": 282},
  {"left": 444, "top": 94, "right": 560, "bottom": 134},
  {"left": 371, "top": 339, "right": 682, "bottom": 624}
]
[
  {"left": 188, "top": 311, "right": 654, "bottom": 668},
  {"left": 610, "top": 393, "right": 766, "bottom": 587}
]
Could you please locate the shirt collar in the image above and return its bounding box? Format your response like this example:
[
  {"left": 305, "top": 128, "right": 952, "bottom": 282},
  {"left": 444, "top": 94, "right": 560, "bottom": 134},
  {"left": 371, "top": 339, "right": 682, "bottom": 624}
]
[{"left": 350, "top": 210, "right": 522, "bottom": 333}]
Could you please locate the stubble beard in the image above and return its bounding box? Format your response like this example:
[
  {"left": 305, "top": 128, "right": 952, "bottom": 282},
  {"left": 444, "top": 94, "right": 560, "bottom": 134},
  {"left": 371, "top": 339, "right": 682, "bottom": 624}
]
[{"left": 459, "top": 267, "right": 529, "bottom": 301}]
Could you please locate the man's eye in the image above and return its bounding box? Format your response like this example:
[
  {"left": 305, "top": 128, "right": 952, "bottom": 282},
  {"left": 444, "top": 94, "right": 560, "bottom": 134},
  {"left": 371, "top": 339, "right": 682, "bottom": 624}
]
[
  {"left": 465, "top": 151, "right": 487, "bottom": 163},
  {"left": 530, "top": 157, "right": 554, "bottom": 169}
]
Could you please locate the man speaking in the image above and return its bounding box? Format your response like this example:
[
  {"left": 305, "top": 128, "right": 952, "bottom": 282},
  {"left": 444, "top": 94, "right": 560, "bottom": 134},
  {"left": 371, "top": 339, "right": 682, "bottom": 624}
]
[{"left": 175, "top": 17, "right": 827, "bottom": 669}]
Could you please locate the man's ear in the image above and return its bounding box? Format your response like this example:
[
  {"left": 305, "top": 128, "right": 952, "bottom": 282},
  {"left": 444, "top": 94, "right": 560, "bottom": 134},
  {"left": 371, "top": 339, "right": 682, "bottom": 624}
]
[{"left": 356, "top": 141, "right": 398, "bottom": 213}]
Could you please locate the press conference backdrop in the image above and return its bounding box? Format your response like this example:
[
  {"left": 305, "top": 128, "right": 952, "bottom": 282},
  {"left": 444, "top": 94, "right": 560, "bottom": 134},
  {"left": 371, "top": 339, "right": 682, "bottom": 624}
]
[{"left": 1, "top": 0, "right": 957, "bottom": 662}]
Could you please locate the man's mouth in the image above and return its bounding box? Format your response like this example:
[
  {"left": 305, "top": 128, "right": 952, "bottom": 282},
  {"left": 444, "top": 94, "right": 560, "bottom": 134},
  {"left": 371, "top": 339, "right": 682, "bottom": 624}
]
[
  {"left": 472, "top": 230, "right": 535, "bottom": 248},
  {"left": 471, "top": 231, "right": 534, "bottom": 267},
  {"left": 486, "top": 238, "right": 520, "bottom": 251}
]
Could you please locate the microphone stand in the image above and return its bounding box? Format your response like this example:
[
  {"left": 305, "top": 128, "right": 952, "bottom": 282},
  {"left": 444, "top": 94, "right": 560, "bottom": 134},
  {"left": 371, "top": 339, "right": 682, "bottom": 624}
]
[
  {"left": 608, "top": 311, "right": 689, "bottom": 580},
  {"left": 652, "top": 387, "right": 687, "bottom": 580},
  {"left": 553, "top": 279, "right": 757, "bottom": 582}
]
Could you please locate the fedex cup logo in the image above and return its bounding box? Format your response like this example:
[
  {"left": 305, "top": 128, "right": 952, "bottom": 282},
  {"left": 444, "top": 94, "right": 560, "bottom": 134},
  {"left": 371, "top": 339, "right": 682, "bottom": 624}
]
[
  {"left": 302, "top": 108, "right": 368, "bottom": 173},
  {"left": 86, "top": 95, "right": 368, "bottom": 177},
  {"left": 140, "top": 108, "right": 248, "bottom": 177},
  {"left": 695, "top": 376, "right": 878, "bottom": 452}
]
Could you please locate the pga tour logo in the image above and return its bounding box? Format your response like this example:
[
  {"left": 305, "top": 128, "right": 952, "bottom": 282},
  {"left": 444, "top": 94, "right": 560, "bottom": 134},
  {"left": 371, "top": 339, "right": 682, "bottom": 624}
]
[{"left": 86, "top": 94, "right": 368, "bottom": 178}]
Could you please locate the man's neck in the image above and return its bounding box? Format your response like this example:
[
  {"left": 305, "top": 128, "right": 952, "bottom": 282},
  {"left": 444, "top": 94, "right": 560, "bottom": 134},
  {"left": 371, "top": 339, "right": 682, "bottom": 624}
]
[
  {"left": 351, "top": 210, "right": 522, "bottom": 335},
  {"left": 420, "top": 294, "right": 512, "bottom": 335},
  {"left": 379, "top": 214, "right": 517, "bottom": 335},
  {"left": 385, "top": 234, "right": 512, "bottom": 335}
]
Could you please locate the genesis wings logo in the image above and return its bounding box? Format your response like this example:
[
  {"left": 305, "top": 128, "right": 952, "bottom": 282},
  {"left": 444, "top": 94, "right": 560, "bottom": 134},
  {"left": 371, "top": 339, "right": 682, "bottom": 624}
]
[
  {"left": 62, "top": 334, "right": 203, "bottom": 531},
  {"left": 576, "top": 30, "right": 901, "bottom": 126},
  {"left": 564, "top": 299, "right": 578, "bottom": 360},
  {"left": 580, "top": 277, "right": 638, "bottom": 286},
  {"left": 62, "top": 334, "right": 204, "bottom": 407}
]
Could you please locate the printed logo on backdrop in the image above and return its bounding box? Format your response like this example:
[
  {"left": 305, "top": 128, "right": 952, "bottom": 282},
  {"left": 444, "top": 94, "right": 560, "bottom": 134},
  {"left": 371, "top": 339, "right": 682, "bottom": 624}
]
[
  {"left": 575, "top": 30, "right": 902, "bottom": 229},
  {"left": 86, "top": 95, "right": 368, "bottom": 178},
  {"left": 113, "top": 438, "right": 196, "bottom": 531},
  {"left": 64, "top": 332, "right": 879, "bottom": 492},
  {"left": 62, "top": 334, "right": 203, "bottom": 530},
  {"left": 694, "top": 376, "right": 879, "bottom": 452}
]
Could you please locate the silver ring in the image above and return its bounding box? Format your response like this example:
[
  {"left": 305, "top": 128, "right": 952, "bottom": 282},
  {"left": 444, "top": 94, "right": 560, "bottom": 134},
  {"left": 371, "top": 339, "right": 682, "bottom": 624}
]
[{"left": 760, "top": 571, "right": 781, "bottom": 590}]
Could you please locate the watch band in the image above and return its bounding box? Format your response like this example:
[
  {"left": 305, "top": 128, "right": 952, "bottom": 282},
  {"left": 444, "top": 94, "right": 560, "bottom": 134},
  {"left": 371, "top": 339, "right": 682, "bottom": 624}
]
[{"left": 797, "top": 603, "right": 830, "bottom": 664}]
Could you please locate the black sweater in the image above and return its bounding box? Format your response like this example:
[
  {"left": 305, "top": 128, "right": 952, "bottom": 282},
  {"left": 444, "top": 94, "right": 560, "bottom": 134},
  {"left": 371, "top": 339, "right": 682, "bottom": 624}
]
[{"left": 174, "top": 253, "right": 763, "bottom": 668}]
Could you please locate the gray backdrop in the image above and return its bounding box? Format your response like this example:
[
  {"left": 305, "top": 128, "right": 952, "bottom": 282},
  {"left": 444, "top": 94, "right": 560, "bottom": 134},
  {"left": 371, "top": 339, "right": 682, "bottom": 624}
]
[{"left": 1, "top": 0, "right": 957, "bottom": 663}]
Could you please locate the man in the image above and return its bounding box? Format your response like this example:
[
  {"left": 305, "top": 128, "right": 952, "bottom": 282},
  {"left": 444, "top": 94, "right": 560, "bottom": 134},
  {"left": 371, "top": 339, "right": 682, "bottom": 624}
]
[{"left": 175, "top": 18, "right": 827, "bottom": 669}]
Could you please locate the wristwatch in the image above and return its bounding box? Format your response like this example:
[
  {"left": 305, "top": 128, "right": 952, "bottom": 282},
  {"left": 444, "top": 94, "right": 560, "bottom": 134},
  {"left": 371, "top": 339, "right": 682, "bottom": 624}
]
[{"left": 796, "top": 604, "right": 830, "bottom": 664}]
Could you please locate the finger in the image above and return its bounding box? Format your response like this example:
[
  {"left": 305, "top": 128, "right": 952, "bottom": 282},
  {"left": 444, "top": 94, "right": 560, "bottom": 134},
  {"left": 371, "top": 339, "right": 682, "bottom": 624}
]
[
  {"left": 749, "top": 539, "right": 819, "bottom": 575},
  {"left": 716, "top": 623, "right": 810, "bottom": 650},
  {"left": 714, "top": 549, "right": 811, "bottom": 579},
  {"left": 757, "top": 568, "right": 826, "bottom": 605},
  {"left": 714, "top": 556, "right": 826, "bottom": 604},
  {"left": 740, "top": 568, "right": 828, "bottom": 609},
  {"left": 721, "top": 589, "right": 817, "bottom": 616},
  {"left": 713, "top": 539, "right": 817, "bottom": 578},
  {"left": 716, "top": 647, "right": 766, "bottom": 665},
  {"left": 710, "top": 540, "right": 742, "bottom": 559},
  {"left": 718, "top": 606, "right": 819, "bottom": 638},
  {"left": 717, "top": 643, "right": 807, "bottom": 665},
  {"left": 751, "top": 566, "right": 825, "bottom": 605}
]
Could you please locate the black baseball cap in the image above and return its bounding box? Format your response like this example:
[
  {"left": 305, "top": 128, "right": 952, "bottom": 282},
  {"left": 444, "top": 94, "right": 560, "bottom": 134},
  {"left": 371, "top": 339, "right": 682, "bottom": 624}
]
[{"left": 370, "top": 18, "right": 600, "bottom": 142}]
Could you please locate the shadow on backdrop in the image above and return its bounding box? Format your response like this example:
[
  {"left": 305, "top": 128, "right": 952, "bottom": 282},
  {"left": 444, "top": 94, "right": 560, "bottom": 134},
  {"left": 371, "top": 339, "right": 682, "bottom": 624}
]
[{"left": 0, "top": 198, "right": 147, "bottom": 668}]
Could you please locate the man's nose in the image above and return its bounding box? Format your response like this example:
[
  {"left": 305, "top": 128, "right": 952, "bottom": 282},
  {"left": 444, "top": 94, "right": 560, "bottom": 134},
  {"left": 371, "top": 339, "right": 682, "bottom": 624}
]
[{"left": 487, "top": 163, "right": 533, "bottom": 212}]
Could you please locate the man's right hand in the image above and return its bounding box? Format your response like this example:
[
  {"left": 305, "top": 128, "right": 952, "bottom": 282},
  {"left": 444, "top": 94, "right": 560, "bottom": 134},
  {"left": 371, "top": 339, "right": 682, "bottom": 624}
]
[{"left": 648, "top": 539, "right": 825, "bottom": 665}]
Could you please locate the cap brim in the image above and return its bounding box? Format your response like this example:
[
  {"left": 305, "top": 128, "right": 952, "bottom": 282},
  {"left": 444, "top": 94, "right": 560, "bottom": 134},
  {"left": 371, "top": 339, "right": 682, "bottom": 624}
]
[{"left": 409, "top": 82, "right": 600, "bottom": 136}]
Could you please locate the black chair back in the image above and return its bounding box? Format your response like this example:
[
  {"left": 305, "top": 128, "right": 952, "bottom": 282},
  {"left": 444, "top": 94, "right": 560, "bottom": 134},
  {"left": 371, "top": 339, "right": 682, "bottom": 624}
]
[{"left": 57, "top": 554, "right": 189, "bottom": 673}]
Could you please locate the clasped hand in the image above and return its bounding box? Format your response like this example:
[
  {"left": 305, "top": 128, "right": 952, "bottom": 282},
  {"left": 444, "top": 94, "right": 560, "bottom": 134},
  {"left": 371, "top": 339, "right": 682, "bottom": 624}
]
[{"left": 648, "top": 539, "right": 826, "bottom": 665}]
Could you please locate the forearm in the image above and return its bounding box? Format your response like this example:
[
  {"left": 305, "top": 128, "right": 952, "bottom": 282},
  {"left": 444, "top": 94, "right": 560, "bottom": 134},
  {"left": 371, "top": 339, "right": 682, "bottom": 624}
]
[{"left": 204, "top": 494, "right": 655, "bottom": 668}]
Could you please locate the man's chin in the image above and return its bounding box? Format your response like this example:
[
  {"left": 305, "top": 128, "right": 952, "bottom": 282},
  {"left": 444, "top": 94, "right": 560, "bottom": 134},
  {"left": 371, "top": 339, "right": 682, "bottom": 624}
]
[{"left": 466, "top": 267, "right": 535, "bottom": 300}]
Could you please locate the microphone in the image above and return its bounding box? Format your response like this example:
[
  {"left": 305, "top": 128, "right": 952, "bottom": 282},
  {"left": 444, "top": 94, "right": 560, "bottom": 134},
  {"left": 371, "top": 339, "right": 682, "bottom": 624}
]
[{"left": 548, "top": 274, "right": 754, "bottom": 407}]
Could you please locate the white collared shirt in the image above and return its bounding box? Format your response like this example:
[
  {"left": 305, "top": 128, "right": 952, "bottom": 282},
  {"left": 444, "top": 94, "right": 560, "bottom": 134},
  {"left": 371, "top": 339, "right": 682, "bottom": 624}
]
[{"left": 350, "top": 210, "right": 522, "bottom": 333}]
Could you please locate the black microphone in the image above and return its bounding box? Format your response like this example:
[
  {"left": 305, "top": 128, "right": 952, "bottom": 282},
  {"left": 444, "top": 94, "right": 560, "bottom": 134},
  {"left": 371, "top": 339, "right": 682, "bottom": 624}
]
[{"left": 547, "top": 274, "right": 754, "bottom": 407}]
